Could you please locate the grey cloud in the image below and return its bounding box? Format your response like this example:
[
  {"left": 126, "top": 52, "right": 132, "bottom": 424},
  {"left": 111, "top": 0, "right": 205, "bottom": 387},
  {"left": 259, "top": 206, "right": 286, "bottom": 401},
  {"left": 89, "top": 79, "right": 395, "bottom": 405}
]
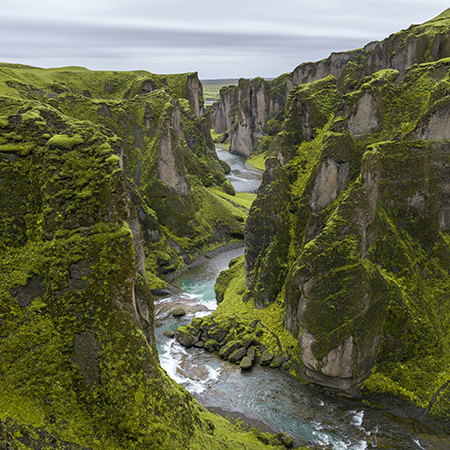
[
  {"left": 1, "top": 16, "right": 365, "bottom": 58},
  {"left": 3, "top": 3, "right": 447, "bottom": 78}
]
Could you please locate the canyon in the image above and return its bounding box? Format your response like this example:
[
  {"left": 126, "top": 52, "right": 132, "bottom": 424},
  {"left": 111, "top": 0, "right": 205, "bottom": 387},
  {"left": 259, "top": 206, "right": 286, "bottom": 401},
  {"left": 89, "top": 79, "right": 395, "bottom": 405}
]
[{"left": 2, "top": 8, "right": 450, "bottom": 450}]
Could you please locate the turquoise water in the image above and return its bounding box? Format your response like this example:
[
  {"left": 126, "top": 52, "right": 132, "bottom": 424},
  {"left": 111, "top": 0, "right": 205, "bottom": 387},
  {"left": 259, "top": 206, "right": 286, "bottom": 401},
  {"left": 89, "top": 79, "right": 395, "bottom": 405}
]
[
  {"left": 155, "top": 248, "right": 445, "bottom": 449},
  {"left": 153, "top": 147, "right": 448, "bottom": 449}
]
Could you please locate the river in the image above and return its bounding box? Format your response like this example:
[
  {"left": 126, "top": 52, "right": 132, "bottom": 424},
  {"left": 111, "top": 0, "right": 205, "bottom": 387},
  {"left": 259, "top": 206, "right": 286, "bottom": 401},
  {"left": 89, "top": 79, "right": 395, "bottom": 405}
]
[{"left": 154, "top": 148, "right": 448, "bottom": 449}]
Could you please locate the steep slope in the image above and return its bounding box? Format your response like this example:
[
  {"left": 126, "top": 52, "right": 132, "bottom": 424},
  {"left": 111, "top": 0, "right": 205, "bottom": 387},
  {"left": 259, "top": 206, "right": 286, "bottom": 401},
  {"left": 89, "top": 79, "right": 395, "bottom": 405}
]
[
  {"left": 201, "top": 10, "right": 450, "bottom": 424},
  {"left": 1, "top": 65, "right": 245, "bottom": 290},
  {"left": 0, "top": 65, "right": 279, "bottom": 449},
  {"left": 211, "top": 8, "right": 450, "bottom": 160}
]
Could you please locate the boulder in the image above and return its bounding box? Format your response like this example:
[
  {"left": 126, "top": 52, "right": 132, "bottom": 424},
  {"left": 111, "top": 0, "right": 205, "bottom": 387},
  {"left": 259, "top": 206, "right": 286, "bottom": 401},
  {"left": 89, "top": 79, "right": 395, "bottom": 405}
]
[
  {"left": 204, "top": 339, "right": 220, "bottom": 352},
  {"left": 172, "top": 307, "right": 187, "bottom": 317},
  {"left": 270, "top": 355, "right": 285, "bottom": 369},
  {"left": 239, "top": 333, "right": 257, "bottom": 348},
  {"left": 162, "top": 329, "right": 175, "bottom": 338},
  {"left": 260, "top": 350, "right": 274, "bottom": 365},
  {"left": 218, "top": 341, "right": 241, "bottom": 359},
  {"left": 228, "top": 347, "right": 247, "bottom": 363},
  {"left": 246, "top": 346, "right": 256, "bottom": 361},
  {"left": 240, "top": 356, "right": 253, "bottom": 370},
  {"left": 175, "top": 327, "right": 196, "bottom": 347},
  {"left": 207, "top": 325, "right": 228, "bottom": 343}
]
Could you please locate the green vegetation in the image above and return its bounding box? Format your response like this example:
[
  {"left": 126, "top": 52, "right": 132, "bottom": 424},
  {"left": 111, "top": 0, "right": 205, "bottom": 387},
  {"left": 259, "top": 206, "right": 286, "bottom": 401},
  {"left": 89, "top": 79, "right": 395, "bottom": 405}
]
[
  {"left": 0, "top": 64, "right": 278, "bottom": 449},
  {"left": 0, "top": 64, "right": 249, "bottom": 280},
  {"left": 247, "top": 152, "right": 267, "bottom": 171},
  {"left": 4, "top": 8, "right": 450, "bottom": 448},
  {"left": 194, "top": 9, "right": 450, "bottom": 428},
  {"left": 209, "top": 187, "right": 257, "bottom": 210},
  {"left": 201, "top": 78, "right": 238, "bottom": 102}
]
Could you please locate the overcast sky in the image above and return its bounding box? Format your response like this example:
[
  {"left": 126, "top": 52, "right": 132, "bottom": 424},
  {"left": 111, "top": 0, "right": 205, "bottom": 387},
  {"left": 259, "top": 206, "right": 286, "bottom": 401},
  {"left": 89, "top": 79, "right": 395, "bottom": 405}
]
[{"left": 2, "top": 1, "right": 449, "bottom": 79}]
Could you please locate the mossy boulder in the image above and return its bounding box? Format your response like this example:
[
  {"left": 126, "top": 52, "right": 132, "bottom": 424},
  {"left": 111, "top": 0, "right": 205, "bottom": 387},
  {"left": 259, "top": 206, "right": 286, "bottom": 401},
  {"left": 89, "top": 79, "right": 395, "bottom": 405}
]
[
  {"left": 207, "top": 324, "right": 229, "bottom": 343},
  {"left": 218, "top": 340, "right": 242, "bottom": 360},
  {"left": 204, "top": 339, "right": 221, "bottom": 352},
  {"left": 228, "top": 347, "right": 247, "bottom": 363},
  {"left": 270, "top": 355, "right": 286, "bottom": 369},
  {"left": 260, "top": 350, "right": 274, "bottom": 365},
  {"left": 176, "top": 326, "right": 197, "bottom": 347},
  {"left": 240, "top": 356, "right": 253, "bottom": 370},
  {"left": 247, "top": 346, "right": 257, "bottom": 361},
  {"left": 172, "top": 307, "right": 187, "bottom": 317}
]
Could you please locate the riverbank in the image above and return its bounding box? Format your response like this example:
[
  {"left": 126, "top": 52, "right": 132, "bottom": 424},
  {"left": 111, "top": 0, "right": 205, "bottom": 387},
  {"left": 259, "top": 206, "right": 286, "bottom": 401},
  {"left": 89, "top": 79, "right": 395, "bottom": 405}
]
[
  {"left": 185, "top": 239, "right": 244, "bottom": 270},
  {"left": 207, "top": 406, "right": 304, "bottom": 449}
]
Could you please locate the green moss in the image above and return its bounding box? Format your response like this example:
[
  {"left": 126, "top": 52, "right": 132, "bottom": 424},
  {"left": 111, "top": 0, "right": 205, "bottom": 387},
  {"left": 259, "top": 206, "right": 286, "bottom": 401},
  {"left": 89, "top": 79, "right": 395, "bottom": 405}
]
[
  {"left": 209, "top": 187, "right": 256, "bottom": 210},
  {"left": 211, "top": 255, "right": 302, "bottom": 370},
  {"left": 215, "top": 34, "right": 450, "bottom": 422},
  {"left": 0, "top": 65, "right": 249, "bottom": 281},
  {"left": 47, "top": 134, "right": 84, "bottom": 150},
  {"left": 247, "top": 152, "right": 267, "bottom": 171},
  {"left": 0, "top": 65, "right": 286, "bottom": 450}
]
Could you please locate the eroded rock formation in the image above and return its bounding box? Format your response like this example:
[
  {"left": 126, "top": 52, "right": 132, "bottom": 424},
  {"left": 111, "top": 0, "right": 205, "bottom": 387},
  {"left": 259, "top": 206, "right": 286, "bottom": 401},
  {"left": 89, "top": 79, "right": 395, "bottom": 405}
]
[
  {"left": 0, "top": 65, "right": 272, "bottom": 450},
  {"left": 211, "top": 9, "right": 450, "bottom": 421},
  {"left": 211, "top": 9, "right": 450, "bottom": 158}
]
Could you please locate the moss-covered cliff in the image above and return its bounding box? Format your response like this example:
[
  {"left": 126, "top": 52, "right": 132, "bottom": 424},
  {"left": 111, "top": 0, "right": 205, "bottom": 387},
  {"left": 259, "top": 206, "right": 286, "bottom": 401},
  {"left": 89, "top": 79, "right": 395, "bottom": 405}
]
[
  {"left": 1, "top": 65, "right": 247, "bottom": 290},
  {"left": 211, "top": 8, "right": 450, "bottom": 162},
  {"left": 0, "top": 65, "right": 279, "bottom": 449},
  {"left": 205, "top": 9, "right": 450, "bottom": 425}
]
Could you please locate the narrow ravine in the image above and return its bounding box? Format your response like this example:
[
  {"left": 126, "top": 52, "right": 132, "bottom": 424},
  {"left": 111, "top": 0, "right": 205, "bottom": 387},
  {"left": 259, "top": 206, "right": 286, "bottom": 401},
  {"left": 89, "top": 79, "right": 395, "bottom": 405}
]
[{"left": 154, "top": 148, "right": 438, "bottom": 450}]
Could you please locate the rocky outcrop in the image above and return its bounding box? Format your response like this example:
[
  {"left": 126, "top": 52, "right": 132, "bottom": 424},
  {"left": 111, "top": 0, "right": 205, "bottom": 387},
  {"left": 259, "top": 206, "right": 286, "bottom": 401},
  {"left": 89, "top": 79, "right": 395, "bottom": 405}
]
[
  {"left": 346, "top": 91, "right": 382, "bottom": 136},
  {"left": 186, "top": 72, "right": 205, "bottom": 117},
  {"left": 211, "top": 76, "right": 289, "bottom": 157},
  {"left": 33, "top": 69, "right": 246, "bottom": 283},
  {"left": 409, "top": 97, "right": 450, "bottom": 140},
  {"left": 210, "top": 85, "right": 238, "bottom": 134},
  {"left": 214, "top": 11, "right": 450, "bottom": 420},
  {"left": 244, "top": 158, "right": 291, "bottom": 308},
  {"left": 212, "top": 9, "right": 450, "bottom": 157},
  {"left": 157, "top": 99, "right": 190, "bottom": 196}
]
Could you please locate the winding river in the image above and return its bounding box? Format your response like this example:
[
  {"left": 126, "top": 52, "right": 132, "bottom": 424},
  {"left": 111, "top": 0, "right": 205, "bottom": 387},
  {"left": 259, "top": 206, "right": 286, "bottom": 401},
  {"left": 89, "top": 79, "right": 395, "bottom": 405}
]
[{"left": 154, "top": 148, "right": 447, "bottom": 449}]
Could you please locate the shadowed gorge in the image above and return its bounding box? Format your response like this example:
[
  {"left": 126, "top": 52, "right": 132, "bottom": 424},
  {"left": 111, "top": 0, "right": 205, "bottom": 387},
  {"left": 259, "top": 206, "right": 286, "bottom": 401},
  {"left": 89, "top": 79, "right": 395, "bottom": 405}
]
[{"left": 2, "top": 7, "right": 450, "bottom": 450}]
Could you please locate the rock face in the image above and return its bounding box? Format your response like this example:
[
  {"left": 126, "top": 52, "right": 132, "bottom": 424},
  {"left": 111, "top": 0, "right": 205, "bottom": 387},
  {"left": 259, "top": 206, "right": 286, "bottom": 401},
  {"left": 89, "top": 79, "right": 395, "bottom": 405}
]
[
  {"left": 211, "top": 9, "right": 450, "bottom": 158},
  {"left": 33, "top": 69, "right": 247, "bottom": 288},
  {"left": 211, "top": 76, "right": 288, "bottom": 157},
  {"left": 214, "top": 9, "right": 450, "bottom": 420},
  {"left": 157, "top": 100, "right": 190, "bottom": 196},
  {"left": 186, "top": 72, "right": 205, "bottom": 118},
  {"left": 244, "top": 157, "right": 291, "bottom": 308}
]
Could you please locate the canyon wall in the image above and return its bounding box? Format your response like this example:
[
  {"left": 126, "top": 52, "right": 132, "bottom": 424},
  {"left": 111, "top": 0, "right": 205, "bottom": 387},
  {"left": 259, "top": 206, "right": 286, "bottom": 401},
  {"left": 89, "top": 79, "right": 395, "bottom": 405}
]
[
  {"left": 213, "top": 9, "right": 450, "bottom": 420},
  {"left": 211, "top": 9, "right": 450, "bottom": 159},
  {"left": 0, "top": 65, "right": 272, "bottom": 450}
]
